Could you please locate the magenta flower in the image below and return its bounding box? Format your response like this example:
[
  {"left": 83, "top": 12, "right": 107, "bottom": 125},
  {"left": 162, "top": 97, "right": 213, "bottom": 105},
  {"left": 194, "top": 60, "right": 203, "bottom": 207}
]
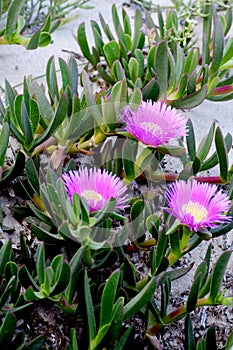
[
  {"left": 63, "top": 167, "right": 128, "bottom": 212},
  {"left": 165, "top": 180, "right": 232, "bottom": 232},
  {"left": 122, "top": 100, "right": 187, "bottom": 147}
]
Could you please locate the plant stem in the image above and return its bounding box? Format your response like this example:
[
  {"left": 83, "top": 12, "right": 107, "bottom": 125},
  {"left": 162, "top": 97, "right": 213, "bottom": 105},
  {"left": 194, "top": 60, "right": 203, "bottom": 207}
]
[
  {"left": 147, "top": 297, "right": 213, "bottom": 335},
  {"left": 149, "top": 172, "right": 226, "bottom": 184}
]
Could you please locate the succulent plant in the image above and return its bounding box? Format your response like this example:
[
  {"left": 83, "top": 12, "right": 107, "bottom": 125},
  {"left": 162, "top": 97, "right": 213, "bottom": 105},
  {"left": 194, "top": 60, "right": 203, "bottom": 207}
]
[{"left": 77, "top": 3, "right": 233, "bottom": 109}]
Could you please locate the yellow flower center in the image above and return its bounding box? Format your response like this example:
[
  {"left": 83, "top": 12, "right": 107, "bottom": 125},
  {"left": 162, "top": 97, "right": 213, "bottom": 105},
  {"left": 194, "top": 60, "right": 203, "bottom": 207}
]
[
  {"left": 141, "top": 122, "right": 162, "bottom": 136},
  {"left": 81, "top": 190, "right": 103, "bottom": 206},
  {"left": 182, "top": 201, "right": 208, "bottom": 223}
]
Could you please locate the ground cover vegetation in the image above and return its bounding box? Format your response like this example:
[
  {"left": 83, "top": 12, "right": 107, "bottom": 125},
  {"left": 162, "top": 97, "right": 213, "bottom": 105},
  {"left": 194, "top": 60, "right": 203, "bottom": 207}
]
[{"left": 0, "top": 0, "right": 232, "bottom": 349}]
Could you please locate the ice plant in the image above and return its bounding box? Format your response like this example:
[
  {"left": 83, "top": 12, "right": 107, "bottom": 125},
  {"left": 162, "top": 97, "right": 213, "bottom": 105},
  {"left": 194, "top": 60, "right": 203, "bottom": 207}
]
[
  {"left": 63, "top": 167, "right": 128, "bottom": 212},
  {"left": 165, "top": 180, "right": 232, "bottom": 232},
  {"left": 122, "top": 100, "right": 187, "bottom": 147}
]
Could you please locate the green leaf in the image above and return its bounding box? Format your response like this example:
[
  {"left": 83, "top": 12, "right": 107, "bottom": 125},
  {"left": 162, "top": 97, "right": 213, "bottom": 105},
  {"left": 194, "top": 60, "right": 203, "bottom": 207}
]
[
  {"left": 200, "top": 133, "right": 232, "bottom": 171},
  {"left": 186, "top": 272, "right": 202, "bottom": 312},
  {"left": 35, "top": 94, "right": 68, "bottom": 146},
  {"left": 156, "top": 144, "right": 186, "bottom": 157},
  {"left": 122, "top": 259, "right": 136, "bottom": 287},
  {"left": 186, "top": 120, "right": 196, "bottom": 161},
  {"left": 50, "top": 257, "right": 70, "bottom": 297},
  {"left": 35, "top": 243, "right": 45, "bottom": 285},
  {"left": 97, "top": 64, "right": 116, "bottom": 85},
  {"left": 130, "top": 199, "right": 144, "bottom": 224},
  {"left": 67, "top": 246, "right": 85, "bottom": 303},
  {"left": 58, "top": 58, "right": 71, "bottom": 93},
  {"left": 92, "top": 26, "right": 104, "bottom": 57},
  {"left": 22, "top": 101, "right": 34, "bottom": 149},
  {"left": 29, "top": 81, "right": 54, "bottom": 125},
  {"left": 38, "top": 32, "right": 51, "bottom": 47},
  {"left": 46, "top": 56, "right": 59, "bottom": 104},
  {"left": 100, "top": 269, "right": 120, "bottom": 328},
  {"left": 122, "top": 8, "right": 131, "bottom": 35},
  {"left": 112, "top": 4, "right": 126, "bottom": 46},
  {"left": 169, "top": 85, "right": 208, "bottom": 109},
  {"left": 163, "top": 263, "right": 194, "bottom": 284},
  {"left": 142, "top": 78, "right": 160, "bottom": 101},
  {"left": 225, "top": 331, "right": 233, "bottom": 350},
  {"left": 153, "top": 229, "right": 168, "bottom": 275},
  {"left": 129, "top": 57, "right": 139, "bottom": 84},
  {"left": 92, "top": 197, "right": 116, "bottom": 225},
  {"left": 66, "top": 329, "right": 78, "bottom": 350},
  {"left": 123, "top": 277, "right": 156, "bottom": 320},
  {"left": 4, "top": 261, "right": 18, "bottom": 282},
  {"left": 146, "top": 214, "right": 160, "bottom": 239},
  {"left": 29, "top": 98, "right": 40, "bottom": 133},
  {"left": 77, "top": 22, "right": 95, "bottom": 66},
  {"left": 81, "top": 70, "right": 103, "bottom": 126},
  {"left": 122, "top": 139, "right": 137, "bottom": 183},
  {"left": 174, "top": 45, "right": 185, "bottom": 87},
  {"left": 132, "top": 10, "right": 144, "bottom": 51},
  {"left": 202, "top": 3, "right": 211, "bottom": 65},
  {"left": 84, "top": 269, "right": 97, "bottom": 342},
  {"left": 31, "top": 225, "right": 64, "bottom": 244},
  {"left": 209, "top": 251, "right": 232, "bottom": 302},
  {"left": 197, "top": 121, "right": 215, "bottom": 162},
  {"left": 19, "top": 265, "right": 39, "bottom": 291},
  {"left": 0, "top": 312, "right": 16, "bottom": 346},
  {"left": 135, "top": 49, "right": 144, "bottom": 79},
  {"left": 105, "top": 297, "right": 124, "bottom": 347},
  {"left": 175, "top": 73, "right": 188, "bottom": 99},
  {"left": 169, "top": 230, "right": 181, "bottom": 256},
  {"left": 196, "top": 339, "right": 206, "bottom": 350},
  {"left": 185, "top": 315, "right": 195, "bottom": 350},
  {"left": 26, "top": 158, "right": 39, "bottom": 194},
  {"left": 99, "top": 13, "right": 115, "bottom": 41},
  {"left": 110, "top": 72, "right": 127, "bottom": 104},
  {"left": 206, "top": 325, "right": 217, "bottom": 350},
  {"left": 0, "top": 240, "right": 13, "bottom": 277},
  {"left": 4, "top": 0, "right": 24, "bottom": 40},
  {"left": 5, "top": 79, "right": 17, "bottom": 118},
  {"left": 26, "top": 30, "right": 40, "bottom": 49},
  {"left": 0, "top": 122, "right": 10, "bottom": 166},
  {"left": 161, "top": 276, "right": 171, "bottom": 319},
  {"left": 68, "top": 56, "right": 79, "bottom": 96},
  {"left": 129, "top": 87, "right": 142, "bottom": 107},
  {"left": 0, "top": 275, "right": 16, "bottom": 308},
  {"left": 147, "top": 45, "right": 156, "bottom": 73},
  {"left": 210, "top": 17, "right": 224, "bottom": 76},
  {"left": 0, "top": 151, "right": 25, "bottom": 186},
  {"left": 112, "top": 326, "right": 133, "bottom": 350},
  {"left": 157, "top": 6, "right": 164, "bottom": 39},
  {"left": 155, "top": 41, "right": 168, "bottom": 98},
  {"left": 184, "top": 47, "right": 200, "bottom": 75},
  {"left": 221, "top": 37, "right": 233, "bottom": 66},
  {"left": 20, "top": 232, "right": 31, "bottom": 270},
  {"left": 24, "top": 334, "right": 44, "bottom": 349},
  {"left": 103, "top": 41, "right": 121, "bottom": 68},
  {"left": 40, "top": 14, "right": 51, "bottom": 33},
  {"left": 215, "top": 127, "right": 228, "bottom": 182}
]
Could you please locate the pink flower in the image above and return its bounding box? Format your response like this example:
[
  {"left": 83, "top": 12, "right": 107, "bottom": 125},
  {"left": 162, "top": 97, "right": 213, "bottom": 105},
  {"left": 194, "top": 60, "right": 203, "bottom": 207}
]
[
  {"left": 165, "top": 180, "right": 232, "bottom": 232},
  {"left": 63, "top": 167, "right": 128, "bottom": 212},
  {"left": 122, "top": 100, "right": 187, "bottom": 147}
]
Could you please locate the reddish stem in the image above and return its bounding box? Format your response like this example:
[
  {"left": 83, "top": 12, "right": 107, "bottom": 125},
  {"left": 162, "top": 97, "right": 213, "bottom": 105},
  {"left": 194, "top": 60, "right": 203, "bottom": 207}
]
[{"left": 150, "top": 173, "right": 225, "bottom": 184}]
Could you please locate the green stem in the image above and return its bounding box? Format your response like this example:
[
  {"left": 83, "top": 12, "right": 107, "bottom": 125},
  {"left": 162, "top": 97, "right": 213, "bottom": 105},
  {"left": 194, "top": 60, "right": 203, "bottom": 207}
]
[{"left": 82, "top": 246, "right": 94, "bottom": 267}]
